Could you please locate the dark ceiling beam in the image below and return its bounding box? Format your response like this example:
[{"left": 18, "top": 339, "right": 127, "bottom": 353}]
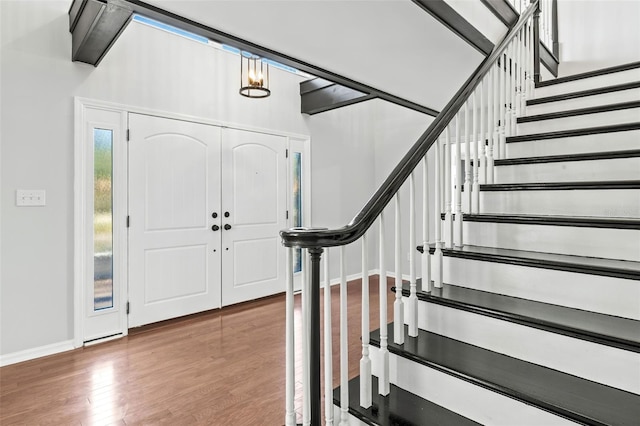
[
  {"left": 87, "top": 0, "right": 439, "bottom": 117},
  {"left": 412, "top": 0, "right": 494, "bottom": 56},
  {"left": 69, "top": 0, "right": 133, "bottom": 66},
  {"left": 480, "top": 0, "right": 519, "bottom": 27},
  {"left": 300, "top": 78, "right": 377, "bottom": 115}
]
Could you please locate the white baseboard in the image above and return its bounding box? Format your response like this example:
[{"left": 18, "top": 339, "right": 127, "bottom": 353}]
[{"left": 0, "top": 340, "right": 76, "bottom": 367}]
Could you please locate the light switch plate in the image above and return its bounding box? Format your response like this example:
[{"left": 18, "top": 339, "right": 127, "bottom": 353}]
[{"left": 16, "top": 190, "right": 46, "bottom": 206}]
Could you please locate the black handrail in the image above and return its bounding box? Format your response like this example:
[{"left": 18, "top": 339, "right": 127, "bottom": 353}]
[{"left": 281, "top": 0, "right": 539, "bottom": 249}]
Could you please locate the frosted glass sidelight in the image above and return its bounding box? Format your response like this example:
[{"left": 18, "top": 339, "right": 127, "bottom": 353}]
[
  {"left": 292, "top": 152, "right": 303, "bottom": 273},
  {"left": 93, "top": 128, "right": 114, "bottom": 310}
]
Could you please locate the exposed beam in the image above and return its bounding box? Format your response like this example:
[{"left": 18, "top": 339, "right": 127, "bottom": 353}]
[
  {"left": 300, "top": 78, "right": 377, "bottom": 115},
  {"left": 412, "top": 0, "right": 494, "bottom": 56},
  {"left": 97, "top": 0, "right": 439, "bottom": 117},
  {"left": 69, "top": 0, "right": 133, "bottom": 66},
  {"left": 480, "top": 0, "right": 519, "bottom": 27}
]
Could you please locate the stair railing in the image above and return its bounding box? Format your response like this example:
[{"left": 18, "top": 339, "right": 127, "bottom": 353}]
[{"left": 281, "top": 1, "right": 540, "bottom": 424}]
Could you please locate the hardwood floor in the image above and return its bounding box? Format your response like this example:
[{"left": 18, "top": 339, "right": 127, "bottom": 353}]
[{"left": 0, "top": 276, "right": 394, "bottom": 425}]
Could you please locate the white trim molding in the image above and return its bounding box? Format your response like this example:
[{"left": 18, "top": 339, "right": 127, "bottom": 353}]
[{"left": 0, "top": 340, "right": 75, "bottom": 367}]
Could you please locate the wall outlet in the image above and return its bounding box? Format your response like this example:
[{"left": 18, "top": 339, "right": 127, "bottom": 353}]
[{"left": 16, "top": 190, "right": 46, "bottom": 206}]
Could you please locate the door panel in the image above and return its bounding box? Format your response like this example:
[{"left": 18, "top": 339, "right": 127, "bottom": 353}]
[
  {"left": 221, "top": 129, "right": 287, "bottom": 306},
  {"left": 128, "top": 114, "right": 221, "bottom": 327}
]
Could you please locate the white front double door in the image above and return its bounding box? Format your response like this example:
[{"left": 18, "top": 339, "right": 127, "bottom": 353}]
[{"left": 128, "top": 114, "right": 287, "bottom": 327}]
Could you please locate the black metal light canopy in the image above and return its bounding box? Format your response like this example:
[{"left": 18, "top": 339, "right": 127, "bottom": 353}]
[{"left": 239, "top": 53, "right": 270, "bottom": 98}]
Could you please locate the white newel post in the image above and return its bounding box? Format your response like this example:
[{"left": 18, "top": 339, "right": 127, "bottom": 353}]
[
  {"left": 479, "top": 77, "right": 487, "bottom": 186},
  {"left": 487, "top": 66, "right": 495, "bottom": 184},
  {"left": 408, "top": 172, "right": 418, "bottom": 338},
  {"left": 339, "top": 246, "right": 349, "bottom": 426},
  {"left": 434, "top": 137, "right": 443, "bottom": 288},
  {"left": 499, "top": 52, "right": 506, "bottom": 161},
  {"left": 454, "top": 113, "right": 464, "bottom": 248},
  {"left": 422, "top": 156, "right": 431, "bottom": 292},
  {"left": 360, "top": 234, "right": 372, "bottom": 408},
  {"left": 378, "top": 213, "right": 390, "bottom": 395},
  {"left": 464, "top": 100, "right": 472, "bottom": 213},
  {"left": 472, "top": 89, "right": 480, "bottom": 214},
  {"left": 444, "top": 127, "right": 453, "bottom": 249},
  {"left": 323, "top": 249, "right": 333, "bottom": 426},
  {"left": 394, "top": 193, "right": 405, "bottom": 344}
]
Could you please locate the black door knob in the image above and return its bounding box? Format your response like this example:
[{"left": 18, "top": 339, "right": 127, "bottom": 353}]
[
  {"left": 224, "top": 212, "right": 230, "bottom": 218},
  {"left": 212, "top": 212, "right": 218, "bottom": 218},
  {"left": 224, "top": 224, "right": 232, "bottom": 230},
  {"left": 211, "top": 225, "right": 220, "bottom": 231}
]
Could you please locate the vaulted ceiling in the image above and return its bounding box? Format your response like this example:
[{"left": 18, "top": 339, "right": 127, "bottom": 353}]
[{"left": 141, "top": 0, "right": 486, "bottom": 114}]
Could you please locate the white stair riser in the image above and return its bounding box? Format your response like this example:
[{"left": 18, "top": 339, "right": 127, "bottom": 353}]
[
  {"left": 506, "top": 129, "right": 640, "bottom": 157},
  {"left": 480, "top": 189, "right": 640, "bottom": 218},
  {"left": 526, "top": 87, "right": 640, "bottom": 115},
  {"left": 517, "top": 106, "right": 640, "bottom": 134},
  {"left": 441, "top": 256, "right": 640, "bottom": 320},
  {"left": 463, "top": 221, "right": 640, "bottom": 261},
  {"left": 533, "top": 68, "right": 640, "bottom": 98},
  {"left": 412, "top": 302, "right": 640, "bottom": 394},
  {"left": 369, "top": 347, "right": 576, "bottom": 425},
  {"left": 494, "top": 157, "right": 640, "bottom": 183}
]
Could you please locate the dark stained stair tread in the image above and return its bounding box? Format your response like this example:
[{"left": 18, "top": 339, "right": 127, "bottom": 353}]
[
  {"left": 370, "top": 326, "right": 640, "bottom": 425},
  {"left": 535, "top": 61, "right": 640, "bottom": 88},
  {"left": 493, "top": 149, "right": 640, "bottom": 166},
  {"left": 517, "top": 100, "right": 640, "bottom": 123},
  {"left": 395, "top": 282, "right": 640, "bottom": 352},
  {"left": 506, "top": 122, "right": 640, "bottom": 143},
  {"left": 333, "top": 376, "right": 481, "bottom": 426},
  {"left": 418, "top": 244, "right": 640, "bottom": 280},
  {"left": 527, "top": 81, "right": 640, "bottom": 106},
  {"left": 460, "top": 214, "right": 640, "bottom": 229},
  {"left": 480, "top": 180, "right": 640, "bottom": 191}
]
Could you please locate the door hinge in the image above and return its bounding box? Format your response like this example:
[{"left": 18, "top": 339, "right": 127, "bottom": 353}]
[
  {"left": 126, "top": 216, "right": 130, "bottom": 227},
  {"left": 286, "top": 210, "right": 289, "bottom": 220},
  {"left": 126, "top": 301, "right": 130, "bottom": 315},
  {"left": 285, "top": 149, "right": 288, "bottom": 158},
  {"left": 126, "top": 129, "right": 130, "bottom": 141}
]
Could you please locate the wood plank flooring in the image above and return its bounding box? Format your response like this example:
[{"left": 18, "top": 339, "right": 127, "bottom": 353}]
[{"left": 0, "top": 277, "right": 393, "bottom": 425}]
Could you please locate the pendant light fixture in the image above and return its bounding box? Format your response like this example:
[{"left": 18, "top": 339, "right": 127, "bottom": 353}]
[{"left": 239, "top": 53, "right": 270, "bottom": 98}]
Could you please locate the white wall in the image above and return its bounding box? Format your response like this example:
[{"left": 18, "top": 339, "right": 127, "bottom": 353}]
[
  {"left": 0, "top": 1, "right": 435, "bottom": 358},
  {"left": 0, "top": 0, "right": 308, "bottom": 357},
  {"left": 557, "top": 0, "right": 640, "bottom": 76}
]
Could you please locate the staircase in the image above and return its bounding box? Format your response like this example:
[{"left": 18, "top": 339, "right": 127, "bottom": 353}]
[
  {"left": 280, "top": 1, "right": 639, "bottom": 424},
  {"left": 338, "top": 60, "right": 640, "bottom": 426}
]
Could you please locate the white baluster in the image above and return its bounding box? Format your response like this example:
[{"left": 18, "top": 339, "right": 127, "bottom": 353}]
[
  {"left": 505, "top": 42, "right": 513, "bottom": 140},
  {"left": 479, "top": 77, "right": 487, "bottom": 186},
  {"left": 498, "top": 53, "right": 506, "bottom": 161},
  {"left": 339, "top": 246, "right": 348, "bottom": 426},
  {"left": 487, "top": 66, "right": 495, "bottom": 184},
  {"left": 510, "top": 40, "right": 518, "bottom": 137},
  {"left": 443, "top": 127, "right": 453, "bottom": 249},
  {"left": 323, "top": 249, "right": 333, "bottom": 426},
  {"left": 360, "top": 234, "right": 372, "bottom": 408},
  {"left": 408, "top": 172, "right": 418, "bottom": 338},
  {"left": 285, "top": 248, "right": 296, "bottom": 426},
  {"left": 528, "top": 17, "right": 535, "bottom": 98},
  {"left": 433, "top": 137, "right": 443, "bottom": 289},
  {"left": 515, "top": 28, "right": 522, "bottom": 123},
  {"left": 422, "top": 156, "right": 431, "bottom": 292},
  {"left": 394, "top": 192, "right": 405, "bottom": 345},
  {"left": 464, "top": 100, "right": 472, "bottom": 213},
  {"left": 454, "top": 113, "right": 464, "bottom": 248},
  {"left": 302, "top": 249, "right": 310, "bottom": 426},
  {"left": 472, "top": 89, "right": 480, "bottom": 214},
  {"left": 378, "top": 213, "right": 390, "bottom": 395}
]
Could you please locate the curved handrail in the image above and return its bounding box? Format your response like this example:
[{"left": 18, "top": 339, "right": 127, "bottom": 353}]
[{"left": 281, "top": 0, "right": 539, "bottom": 249}]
